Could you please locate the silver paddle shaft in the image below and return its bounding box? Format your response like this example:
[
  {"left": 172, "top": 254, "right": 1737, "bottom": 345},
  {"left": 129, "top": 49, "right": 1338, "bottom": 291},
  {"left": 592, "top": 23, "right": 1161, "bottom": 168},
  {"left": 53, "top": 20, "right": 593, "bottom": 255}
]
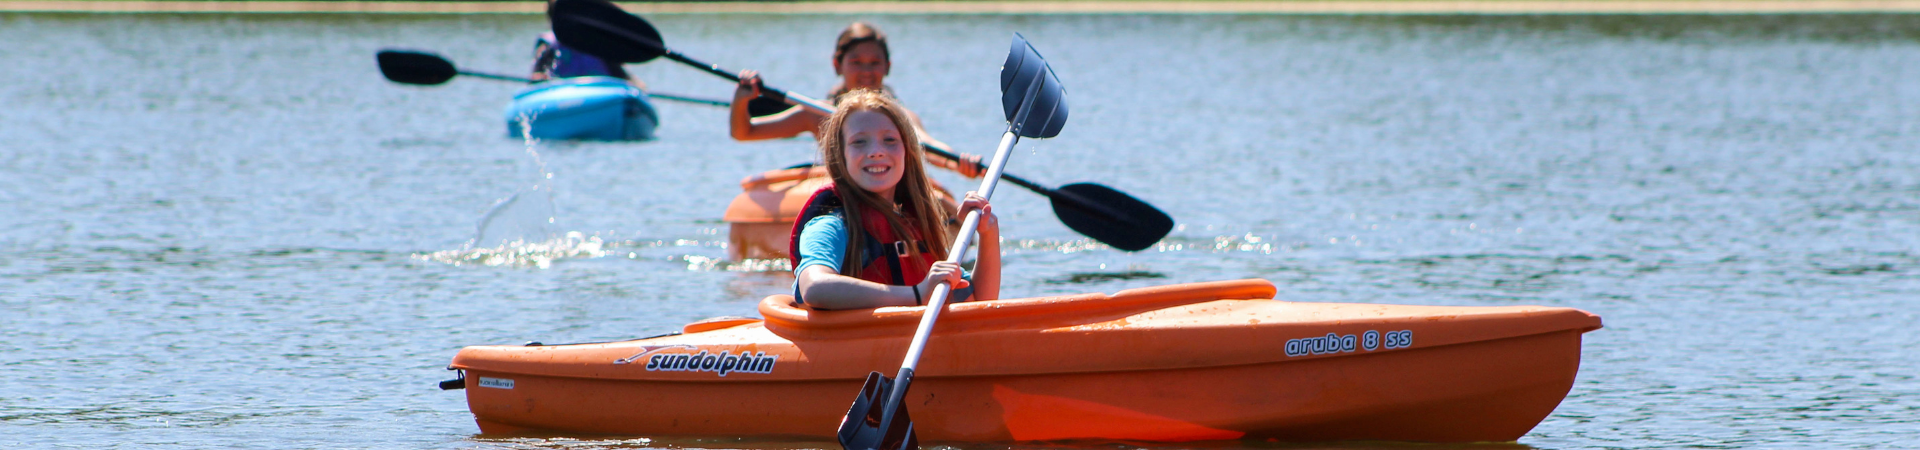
[
  {"left": 777, "top": 91, "right": 835, "bottom": 115},
  {"left": 880, "top": 129, "right": 1018, "bottom": 416}
]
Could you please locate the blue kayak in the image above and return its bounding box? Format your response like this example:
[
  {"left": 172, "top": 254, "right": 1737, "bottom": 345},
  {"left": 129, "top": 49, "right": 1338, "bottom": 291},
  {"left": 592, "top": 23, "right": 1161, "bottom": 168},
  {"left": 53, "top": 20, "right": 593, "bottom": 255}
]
[{"left": 503, "top": 76, "right": 658, "bottom": 141}]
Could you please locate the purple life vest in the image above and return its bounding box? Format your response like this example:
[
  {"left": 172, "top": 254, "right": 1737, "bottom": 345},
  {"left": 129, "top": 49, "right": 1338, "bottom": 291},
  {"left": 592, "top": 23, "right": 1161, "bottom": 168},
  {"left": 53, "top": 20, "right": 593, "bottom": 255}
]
[{"left": 536, "top": 32, "right": 625, "bottom": 79}]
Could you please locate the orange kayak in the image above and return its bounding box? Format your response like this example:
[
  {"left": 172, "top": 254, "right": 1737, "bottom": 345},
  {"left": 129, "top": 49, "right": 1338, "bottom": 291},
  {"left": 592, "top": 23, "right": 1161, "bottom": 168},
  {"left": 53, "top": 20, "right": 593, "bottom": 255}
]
[
  {"left": 722, "top": 166, "right": 954, "bottom": 261},
  {"left": 445, "top": 279, "right": 1602, "bottom": 442}
]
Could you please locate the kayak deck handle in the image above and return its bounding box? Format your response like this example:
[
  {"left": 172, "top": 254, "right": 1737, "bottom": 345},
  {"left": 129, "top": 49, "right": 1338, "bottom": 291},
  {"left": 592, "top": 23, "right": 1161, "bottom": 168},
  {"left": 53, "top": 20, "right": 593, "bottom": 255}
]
[{"left": 439, "top": 368, "right": 466, "bottom": 390}]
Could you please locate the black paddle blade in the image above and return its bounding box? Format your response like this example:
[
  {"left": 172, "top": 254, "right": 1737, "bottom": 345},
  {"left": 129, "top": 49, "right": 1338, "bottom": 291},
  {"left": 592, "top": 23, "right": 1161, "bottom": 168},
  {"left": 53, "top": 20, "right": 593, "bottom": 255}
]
[
  {"left": 549, "top": 0, "right": 666, "bottom": 64},
  {"left": 838, "top": 372, "right": 918, "bottom": 450},
  {"left": 376, "top": 49, "right": 457, "bottom": 85},
  {"left": 999, "top": 33, "right": 1067, "bottom": 139},
  {"left": 1052, "top": 183, "right": 1174, "bottom": 252}
]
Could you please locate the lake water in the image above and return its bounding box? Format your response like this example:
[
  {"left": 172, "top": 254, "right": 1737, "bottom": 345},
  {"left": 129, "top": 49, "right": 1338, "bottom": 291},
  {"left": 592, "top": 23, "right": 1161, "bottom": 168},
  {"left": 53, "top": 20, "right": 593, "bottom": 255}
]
[{"left": 3, "top": 11, "right": 1918, "bottom": 450}]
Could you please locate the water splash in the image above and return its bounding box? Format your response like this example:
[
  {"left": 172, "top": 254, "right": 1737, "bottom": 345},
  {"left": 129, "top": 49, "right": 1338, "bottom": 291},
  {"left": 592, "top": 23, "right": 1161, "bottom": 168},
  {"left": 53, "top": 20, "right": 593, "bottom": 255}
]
[
  {"left": 411, "top": 115, "right": 605, "bottom": 269},
  {"left": 415, "top": 235, "right": 797, "bottom": 271},
  {"left": 1006, "top": 238, "right": 1113, "bottom": 254},
  {"left": 473, "top": 114, "right": 558, "bottom": 249},
  {"left": 1152, "top": 233, "right": 1290, "bottom": 254},
  {"left": 415, "top": 231, "right": 607, "bottom": 269},
  {"left": 677, "top": 255, "right": 793, "bottom": 273}
]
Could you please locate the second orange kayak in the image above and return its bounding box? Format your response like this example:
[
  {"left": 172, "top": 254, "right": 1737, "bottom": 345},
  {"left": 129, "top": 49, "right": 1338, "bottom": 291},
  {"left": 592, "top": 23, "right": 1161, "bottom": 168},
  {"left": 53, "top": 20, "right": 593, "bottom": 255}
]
[{"left": 722, "top": 165, "right": 954, "bottom": 261}]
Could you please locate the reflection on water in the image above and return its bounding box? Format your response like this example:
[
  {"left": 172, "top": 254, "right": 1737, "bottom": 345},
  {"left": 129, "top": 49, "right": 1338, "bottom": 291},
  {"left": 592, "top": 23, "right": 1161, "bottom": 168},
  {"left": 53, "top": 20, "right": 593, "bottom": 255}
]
[{"left": 4, "top": 11, "right": 1919, "bottom": 450}]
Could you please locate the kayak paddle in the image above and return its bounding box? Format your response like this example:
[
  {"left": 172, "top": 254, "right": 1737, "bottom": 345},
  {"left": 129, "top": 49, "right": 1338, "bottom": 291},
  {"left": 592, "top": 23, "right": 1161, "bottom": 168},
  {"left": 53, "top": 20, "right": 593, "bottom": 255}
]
[
  {"left": 548, "top": 0, "right": 1173, "bottom": 251},
  {"left": 374, "top": 48, "right": 731, "bottom": 107},
  {"left": 917, "top": 146, "right": 1170, "bottom": 252},
  {"left": 834, "top": 33, "right": 1069, "bottom": 450}
]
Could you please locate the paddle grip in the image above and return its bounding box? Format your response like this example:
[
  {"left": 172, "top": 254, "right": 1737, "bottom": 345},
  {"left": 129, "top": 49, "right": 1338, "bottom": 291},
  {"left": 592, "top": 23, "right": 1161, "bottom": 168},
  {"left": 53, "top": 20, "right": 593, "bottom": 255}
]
[{"left": 760, "top": 89, "right": 791, "bottom": 105}]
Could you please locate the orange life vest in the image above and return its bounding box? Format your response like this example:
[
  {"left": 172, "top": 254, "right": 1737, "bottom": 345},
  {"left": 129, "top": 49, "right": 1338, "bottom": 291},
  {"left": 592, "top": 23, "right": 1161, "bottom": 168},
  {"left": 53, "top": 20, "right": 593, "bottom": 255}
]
[{"left": 787, "top": 183, "right": 934, "bottom": 288}]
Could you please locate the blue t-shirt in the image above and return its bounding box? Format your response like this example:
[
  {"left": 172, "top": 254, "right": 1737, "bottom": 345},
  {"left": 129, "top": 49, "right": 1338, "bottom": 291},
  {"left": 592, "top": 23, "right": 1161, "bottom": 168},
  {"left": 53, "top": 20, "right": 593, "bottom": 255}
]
[{"left": 794, "top": 215, "right": 849, "bottom": 275}]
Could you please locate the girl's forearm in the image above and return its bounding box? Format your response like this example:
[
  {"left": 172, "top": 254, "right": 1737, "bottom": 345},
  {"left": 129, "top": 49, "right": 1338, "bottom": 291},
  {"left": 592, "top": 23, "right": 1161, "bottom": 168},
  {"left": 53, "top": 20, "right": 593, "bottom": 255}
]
[
  {"left": 728, "top": 95, "right": 755, "bottom": 141},
  {"left": 971, "top": 234, "right": 1001, "bottom": 301},
  {"left": 797, "top": 273, "right": 918, "bottom": 310}
]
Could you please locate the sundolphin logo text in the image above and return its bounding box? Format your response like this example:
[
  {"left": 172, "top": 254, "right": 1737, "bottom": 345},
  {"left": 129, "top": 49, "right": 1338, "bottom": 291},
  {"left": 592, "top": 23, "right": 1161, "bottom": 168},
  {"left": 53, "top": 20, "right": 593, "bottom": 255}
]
[{"left": 644, "top": 350, "right": 776, "bottom": 377}]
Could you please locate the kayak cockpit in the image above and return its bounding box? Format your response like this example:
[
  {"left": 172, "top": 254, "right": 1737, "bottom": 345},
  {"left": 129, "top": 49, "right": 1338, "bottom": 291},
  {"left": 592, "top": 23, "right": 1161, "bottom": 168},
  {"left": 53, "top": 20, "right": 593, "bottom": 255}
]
[{"left": 757, "top": 279, "right": 1281, "bottom": 340}]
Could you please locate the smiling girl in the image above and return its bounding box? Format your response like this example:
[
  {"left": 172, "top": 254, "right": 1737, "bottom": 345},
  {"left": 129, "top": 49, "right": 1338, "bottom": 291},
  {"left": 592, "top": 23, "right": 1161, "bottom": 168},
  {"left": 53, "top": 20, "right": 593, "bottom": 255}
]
[{"left": 787, "top": 90, "right": 1000, "bottom": 310}]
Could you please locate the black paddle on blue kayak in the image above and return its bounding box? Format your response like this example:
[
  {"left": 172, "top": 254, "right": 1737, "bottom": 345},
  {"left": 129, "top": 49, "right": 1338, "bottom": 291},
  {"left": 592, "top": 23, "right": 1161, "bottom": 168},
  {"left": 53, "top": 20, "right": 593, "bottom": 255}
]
[
  {"left": 832, "top": 33, "right": 1069, "bottom": 450},
  {"left": 548, "top": 0, "right": 1173, "bottom": 251},
  {"left": 374, "top": 48, "right": 732, "bottom": 107}
]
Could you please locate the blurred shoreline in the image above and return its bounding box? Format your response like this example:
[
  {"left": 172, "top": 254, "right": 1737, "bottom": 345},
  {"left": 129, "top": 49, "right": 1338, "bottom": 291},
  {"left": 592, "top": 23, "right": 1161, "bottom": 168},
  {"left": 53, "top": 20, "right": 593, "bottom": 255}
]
[{"left": 5, "top": 0, "right": 1920, "bottom": 14}]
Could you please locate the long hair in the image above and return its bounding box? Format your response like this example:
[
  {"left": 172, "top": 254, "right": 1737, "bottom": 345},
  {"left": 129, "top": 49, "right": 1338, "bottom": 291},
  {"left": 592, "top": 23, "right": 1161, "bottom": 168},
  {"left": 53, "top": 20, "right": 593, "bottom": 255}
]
[
  {"left": 816, "top": 90, "right": 955, "bottom": 274},
  {"left": 828, "top": 22, "right": 890, "bottom": 102}
]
